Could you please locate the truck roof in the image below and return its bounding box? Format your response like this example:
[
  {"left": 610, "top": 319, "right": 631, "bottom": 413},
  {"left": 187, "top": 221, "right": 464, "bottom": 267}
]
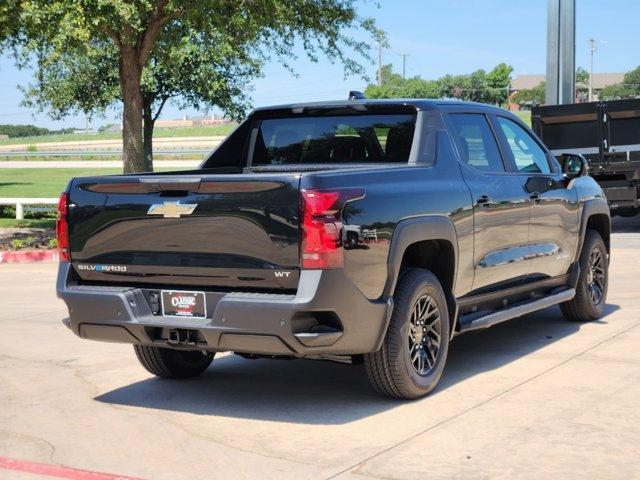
[{"left": 253, "top": 98, "right": 507, "bottom": 114}]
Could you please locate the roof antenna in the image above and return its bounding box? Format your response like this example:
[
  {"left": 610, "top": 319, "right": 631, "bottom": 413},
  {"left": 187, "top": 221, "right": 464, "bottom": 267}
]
[{"left": 348, "top": 90, "right": 366, "bottom": 100}]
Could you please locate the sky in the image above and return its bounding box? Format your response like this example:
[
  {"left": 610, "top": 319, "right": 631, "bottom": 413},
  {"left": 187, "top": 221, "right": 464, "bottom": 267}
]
[{"left": 0, "top": 0, "right": 638, "bottom": 129}]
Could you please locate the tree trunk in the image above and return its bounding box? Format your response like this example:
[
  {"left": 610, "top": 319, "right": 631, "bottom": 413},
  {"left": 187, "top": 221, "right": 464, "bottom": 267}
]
[
  {"left": 143, "top": 103, "right": 154, "bottom": 169},
  {"left": 119, "top": 47, "right": 150, "bottom": 173}
]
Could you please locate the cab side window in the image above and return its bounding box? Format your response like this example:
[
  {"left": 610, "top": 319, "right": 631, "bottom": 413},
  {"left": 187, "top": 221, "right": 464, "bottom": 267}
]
[
  {"left": 496, "top": 116, "right": 552, "bottom": 174},
  {"left": 448, "top": 113, "right": 505, "bottom": 173}
]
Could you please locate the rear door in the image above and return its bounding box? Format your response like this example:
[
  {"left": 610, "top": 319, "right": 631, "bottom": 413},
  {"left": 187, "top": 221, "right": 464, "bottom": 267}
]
[
  {"left": 447, "top": 112, "right": 531, "bottom": 292},
  {"left": 492, "top": 114, "right": 579, "bottom": 278}
]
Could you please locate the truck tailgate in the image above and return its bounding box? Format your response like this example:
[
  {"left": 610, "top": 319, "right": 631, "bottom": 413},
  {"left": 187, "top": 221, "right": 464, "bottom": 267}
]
[{"left": 67, "top": 172, "right": 301, "bottom": 290}]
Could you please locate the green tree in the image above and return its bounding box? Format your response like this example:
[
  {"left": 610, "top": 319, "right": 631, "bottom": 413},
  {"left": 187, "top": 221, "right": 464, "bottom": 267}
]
[
  {"left": 486, "top": 63, "right": 513, "bottom": 106},
  {"left": 0, "top": 0, "right": 20, "bottom": 43},
  {"left": 364, "top": 63, "right": 513, "bottom": 106},
  {"left": 599, "top": 83, "right": 633, "bottom": 100},
  {"left": 0, "top": 124, "right": 49, "bottom": 138},
  {"left": 5, "top": 1, "right": 381, "bottom": 173},
  {"left": 600, "top": 65, "right": 640, "bottom": 100},
  {"left": 19, "top": 27, "right": 261, "bottom": 167},
  {"left": 363, "top": 64, "right": 443, "bottom": 98},
  {"left": 576, "top": 66, "right": 590, "bottom": 85},
  {"left": 576, "top": 66, "right": 589, "bottom": 101},
  {"left": 440, "top": 70, "right": 491, "bottom": 103},
  {"left": 363, "top": 65, "right": 404, "bottom": 98},
  {"left": 623, "top": 66, "right": 640, "bottom": 95},
  {"left": 511, "top": 81, "right": 546, "bottom": 109}
]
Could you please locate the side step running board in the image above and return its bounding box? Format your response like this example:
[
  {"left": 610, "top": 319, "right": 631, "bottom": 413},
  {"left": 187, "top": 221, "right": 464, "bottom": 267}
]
[{"left": 458, "top": 288, "right": 575, "bottom": 333}]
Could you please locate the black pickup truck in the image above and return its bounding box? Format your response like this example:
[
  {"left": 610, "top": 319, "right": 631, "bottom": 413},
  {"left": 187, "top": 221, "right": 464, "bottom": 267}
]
[{"left": 56, "top": 98, "right": 610, "bottom": 399}]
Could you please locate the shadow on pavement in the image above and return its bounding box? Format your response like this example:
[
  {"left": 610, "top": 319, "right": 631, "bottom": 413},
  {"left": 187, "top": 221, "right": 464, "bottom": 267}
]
[
  {"left": 95, "top": 303, "right": 619, "bottom": 424},
  {"left": 440, "top": 303, "right": 618, "bottom": 390}
]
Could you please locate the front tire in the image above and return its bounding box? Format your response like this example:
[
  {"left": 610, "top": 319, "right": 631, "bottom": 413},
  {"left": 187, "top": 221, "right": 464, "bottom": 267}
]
[
  {"left": 561, "top": 230, "right": 608, "bottom": 322},
  {"left": 364, "top": 269, "right": 450, "bottom": 399},
  {"left": 134, "top": 345, "right": 214, "bottom": 379}
]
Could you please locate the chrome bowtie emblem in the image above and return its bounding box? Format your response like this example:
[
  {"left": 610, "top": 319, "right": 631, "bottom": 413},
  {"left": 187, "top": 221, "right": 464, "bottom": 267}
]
[{"left": 147, "top": 201, "right": 197, "bottom": 218}]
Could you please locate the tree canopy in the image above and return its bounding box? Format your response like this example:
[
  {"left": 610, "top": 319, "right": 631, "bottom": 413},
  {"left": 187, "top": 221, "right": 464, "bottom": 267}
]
[
  {"left": 3, "top": 1, "right": 382, "bottom": 172},
  {"left": 600, "top": 65, "right": 640, "bottom": 100},
  {"left": 575, "top": 66, "right": 590, "bottom": 101},
  {"left": 511, "top": 82, "right": 545, "bottom": 109},
  {"left": 0, "top": 123, "right": 74, "bottom": 138},
  {"left": 364, "top": 63, "right": 513, "bottom": 106}
]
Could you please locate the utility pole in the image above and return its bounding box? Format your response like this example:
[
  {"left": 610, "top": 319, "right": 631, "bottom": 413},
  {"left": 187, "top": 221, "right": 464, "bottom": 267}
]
[
  {"left": 401, "top": 53, "right": 409, "bottom": 80},
  {"left": 377, "top": 41, "right": 382, "bottom": 86},
  {"left": 546, "top": 0, "right": 576, "bottom": 105},
  {"left": 587, "top": 38, "right": 604, "bottom": 102}
]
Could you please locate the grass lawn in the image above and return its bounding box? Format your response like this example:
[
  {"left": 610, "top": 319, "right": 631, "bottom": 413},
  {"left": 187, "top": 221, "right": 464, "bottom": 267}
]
[
  {"left": 0, "top": 218, "right": 56, "bottom": 229},
  {"left": 0, "top": 167, "right": 173, "bottom": 198},
  {"left": 514, "top": 110, "right": 532, "bottom": 126},
  {"left": 0, "top": 124, "right": 235, "bottom": 146},
  {"left": 0, "top": 153, "right": 205, "bottom": 162}
]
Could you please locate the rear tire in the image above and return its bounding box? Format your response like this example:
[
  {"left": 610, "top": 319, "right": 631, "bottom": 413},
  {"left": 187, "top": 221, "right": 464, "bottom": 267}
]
[
  {"left": 364, "top": 269, "right": 450, "bottom": 399},
  {"left": 561, "top": 230, "right": 608, "bottom": 322},
  {"left": 134, "top": 345, "right": 214, "bottom": 379}
]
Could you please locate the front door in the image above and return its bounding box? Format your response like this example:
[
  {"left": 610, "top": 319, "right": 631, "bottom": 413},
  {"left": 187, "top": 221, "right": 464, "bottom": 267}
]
[
  {"left": 448, "top": 112, "right": 531, "bottom": 291},
  {"left": 492, "top": 115, "right": 580, "bottom": 278}
]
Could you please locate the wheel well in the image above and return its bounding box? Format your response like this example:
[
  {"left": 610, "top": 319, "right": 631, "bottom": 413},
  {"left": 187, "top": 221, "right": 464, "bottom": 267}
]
[
  {"left": 586, "top": 214, "right": 610, "bottom": 253},
  {"left": 399, "top": 239, "right": 456, "bottom": 334},
  {"left": 399, "top": 240, "right": 455, "bottom": 293}
]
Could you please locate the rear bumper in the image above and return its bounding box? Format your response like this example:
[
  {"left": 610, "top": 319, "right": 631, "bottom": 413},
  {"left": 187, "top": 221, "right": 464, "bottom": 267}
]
[
  {"left": 56, "top": 263, "right": 393, "bottom": 356},
  {"left": 602, "top": 185, "right": 639, "bottom": 210}
]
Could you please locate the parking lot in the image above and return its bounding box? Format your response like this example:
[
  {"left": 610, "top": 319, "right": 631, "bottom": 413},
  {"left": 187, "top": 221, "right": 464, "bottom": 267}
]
[{"left": 1, "top": 216, "right": 639, "bottom": 480}]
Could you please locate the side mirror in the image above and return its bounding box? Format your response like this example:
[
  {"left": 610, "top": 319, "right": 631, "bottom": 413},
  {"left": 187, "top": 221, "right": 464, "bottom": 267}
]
[{"left": 559, "top": 153, "right": 588, "bottom": 179}]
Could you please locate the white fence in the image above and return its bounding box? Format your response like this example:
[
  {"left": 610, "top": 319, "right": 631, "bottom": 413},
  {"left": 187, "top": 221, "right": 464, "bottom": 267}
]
[
  {"left": 0, "top": 150, "right": 210, "bottom": 161},
  {"left": 0, "top": 198, "right": 59, "bottom": 220}
]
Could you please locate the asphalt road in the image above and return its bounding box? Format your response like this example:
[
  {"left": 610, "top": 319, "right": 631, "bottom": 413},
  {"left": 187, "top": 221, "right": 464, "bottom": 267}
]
[{"left": 1, "top": 216, "right": 639, "bottom": 479}]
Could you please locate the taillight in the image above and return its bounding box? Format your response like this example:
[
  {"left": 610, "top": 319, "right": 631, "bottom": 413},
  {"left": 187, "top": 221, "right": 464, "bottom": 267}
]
[
  {"left": 56, "top": 192, "right": 69, "bottom": 262},
  {"left": 300, "top": 188, "right": 364, "bottom": 269}
]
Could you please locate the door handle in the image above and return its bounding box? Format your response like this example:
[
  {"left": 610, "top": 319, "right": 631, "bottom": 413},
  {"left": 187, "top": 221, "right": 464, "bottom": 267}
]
[{"left": 476, "top": 195, "right": 492, "bottom": 206}]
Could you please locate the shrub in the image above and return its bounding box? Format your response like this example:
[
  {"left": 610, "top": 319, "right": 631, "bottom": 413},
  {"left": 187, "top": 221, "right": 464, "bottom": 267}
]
[
  {"left": 10, "top": 239, "right": 24, "bottom": 250},
  {"left": 0, "top": 205, "right": 16, "bottom": 218}
]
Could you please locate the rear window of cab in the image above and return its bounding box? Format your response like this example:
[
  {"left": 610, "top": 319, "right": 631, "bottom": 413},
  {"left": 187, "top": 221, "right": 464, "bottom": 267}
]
[{"left": 251, "top": 113, "right": 416, "bottom": 165}]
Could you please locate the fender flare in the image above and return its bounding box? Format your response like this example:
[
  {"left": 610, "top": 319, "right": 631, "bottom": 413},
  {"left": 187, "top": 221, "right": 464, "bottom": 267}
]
[
  {"left": 383, "top": 215, "right": 459, "bottom": 298},
  {"left": 574, "top": 198, "right": 610, "bottom": 263}
]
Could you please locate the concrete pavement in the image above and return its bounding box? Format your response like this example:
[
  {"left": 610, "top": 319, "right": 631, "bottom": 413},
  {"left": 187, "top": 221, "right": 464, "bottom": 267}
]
[{"left": 1, "top": 217, "right": 639, "bottom": 479}]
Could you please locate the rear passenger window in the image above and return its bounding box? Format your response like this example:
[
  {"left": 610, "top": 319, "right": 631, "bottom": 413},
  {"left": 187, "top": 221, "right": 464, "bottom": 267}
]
[
  {"left": 449, "top": 114, "right": 505, "bottom": 173},
  {"left": 496, "top": 116, "right": 552, "bottom": 174}
]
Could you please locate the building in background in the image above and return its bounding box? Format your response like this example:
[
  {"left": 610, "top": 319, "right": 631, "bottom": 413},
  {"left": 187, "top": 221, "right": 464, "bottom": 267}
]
[
  {"left": 103, "top": 114, "right": 233, "bottom": 131},
  {"left": 508, "top": 72, "right": 624, "bottom": 111},
  {"left": 155, "top": 114, "right": 232, "bottom": 129}
]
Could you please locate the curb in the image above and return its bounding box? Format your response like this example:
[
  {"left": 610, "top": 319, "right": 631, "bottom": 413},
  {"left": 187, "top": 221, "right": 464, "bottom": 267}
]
[{"left": 0, "top": 249, "right": 59, "bottom": 264}]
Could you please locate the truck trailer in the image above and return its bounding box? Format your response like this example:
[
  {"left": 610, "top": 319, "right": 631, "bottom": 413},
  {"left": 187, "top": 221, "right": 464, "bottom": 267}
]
[{"left": 532, "top": 98, "right": 640, "bottom": 216}]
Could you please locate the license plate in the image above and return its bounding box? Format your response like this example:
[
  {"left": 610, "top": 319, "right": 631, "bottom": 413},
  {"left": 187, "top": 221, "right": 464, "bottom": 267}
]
[{"left": 161, "top": 290, "right": 206, "bottom": 318}]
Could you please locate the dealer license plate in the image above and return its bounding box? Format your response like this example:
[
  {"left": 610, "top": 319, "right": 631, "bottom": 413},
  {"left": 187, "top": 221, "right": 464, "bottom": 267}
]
[{"left": 161, "top": 290, "right": 206, "bottom": 318}]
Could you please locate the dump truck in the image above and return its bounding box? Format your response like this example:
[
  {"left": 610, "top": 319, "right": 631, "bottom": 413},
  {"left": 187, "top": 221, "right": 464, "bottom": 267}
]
[{"left": 532, "top": 98, "right": 640, "bottom": 216}]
